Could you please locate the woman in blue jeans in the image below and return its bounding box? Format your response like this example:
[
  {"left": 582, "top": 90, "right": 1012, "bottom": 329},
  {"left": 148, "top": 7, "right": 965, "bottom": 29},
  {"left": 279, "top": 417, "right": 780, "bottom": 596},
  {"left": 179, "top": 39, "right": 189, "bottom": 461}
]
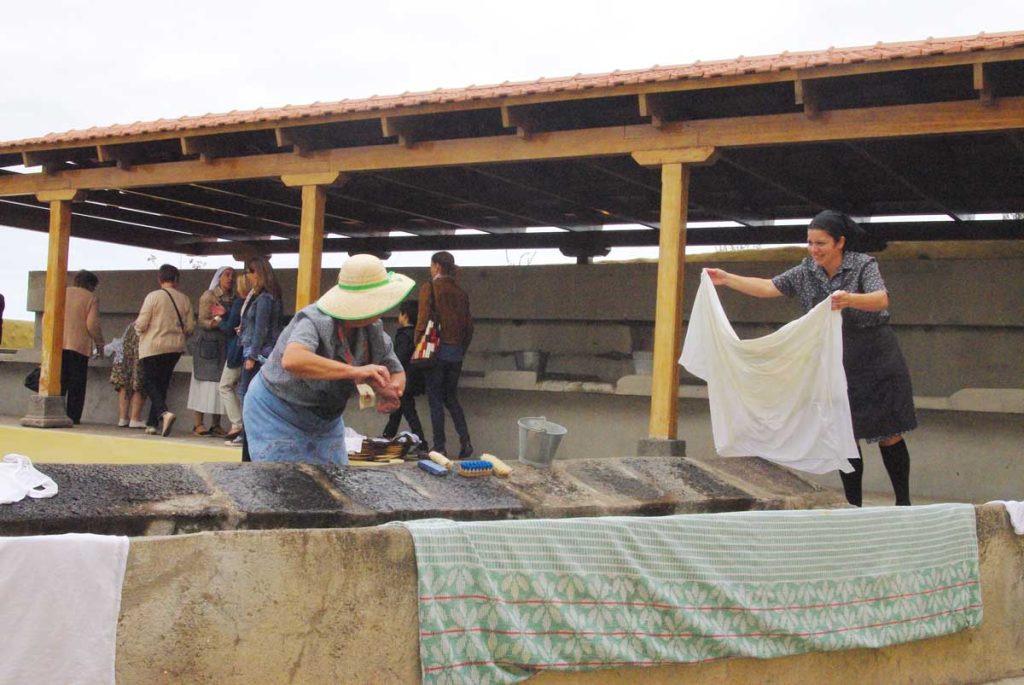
[
  {"left": 236, "top": 256, "right": 283, "bottom": 457},
  {"left": 416, "top": 251, "right": 474, "bottom": 459}
]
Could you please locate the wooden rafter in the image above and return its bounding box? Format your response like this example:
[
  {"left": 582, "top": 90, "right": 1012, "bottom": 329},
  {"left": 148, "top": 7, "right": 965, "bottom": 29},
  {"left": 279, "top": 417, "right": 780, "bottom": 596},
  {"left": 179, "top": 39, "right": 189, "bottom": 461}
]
[
  {"left": 843, "top": 142, "right": 964, "bottom": 221},
  {"left": 716, "top": 153, "right": 831, "bottom": 212},
  {"left": 364, "top": 172, "right": 547, "bottom": 232},
  {"left": 468, "top": 166, "right": 658, "bottom": 230}
]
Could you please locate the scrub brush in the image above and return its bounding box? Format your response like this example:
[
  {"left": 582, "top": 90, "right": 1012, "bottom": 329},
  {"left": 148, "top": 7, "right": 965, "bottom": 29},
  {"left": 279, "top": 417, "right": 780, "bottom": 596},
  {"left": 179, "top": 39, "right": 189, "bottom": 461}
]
[
  {"left": 427, "top": 451, "right": 452, "bottom": 470},
  {"left": 480, "top": 453, "right": 512, "bottom": 477},
  {"left": 451, "top": 460, "right": 493, "bottom": 478}
]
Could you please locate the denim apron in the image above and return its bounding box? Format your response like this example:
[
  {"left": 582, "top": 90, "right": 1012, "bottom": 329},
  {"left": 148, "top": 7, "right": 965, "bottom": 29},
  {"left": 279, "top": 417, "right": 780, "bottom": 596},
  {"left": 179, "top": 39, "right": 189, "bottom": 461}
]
[{"left": 243, "top": 373, "right": 349, "bottom": 466}]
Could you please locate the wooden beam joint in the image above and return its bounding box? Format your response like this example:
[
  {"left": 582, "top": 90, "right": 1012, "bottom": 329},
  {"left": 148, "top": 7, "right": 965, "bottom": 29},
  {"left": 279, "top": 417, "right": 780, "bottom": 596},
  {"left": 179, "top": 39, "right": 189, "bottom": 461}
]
[
  {"left": 380, "top": 116, "right": 415, "bottom": 147},
  {"left": 275, "top": 127, "right": 315, "bottom": 157},
  {"left": 974, "top": 63, "right": 995, "bottom": 107},
  {"left": 638, "top": 93, "right": 668, "bottom": 129},
  {"left": 36, "top": 189, "right": 85, "bottom": 203},
  {"left": 280, "top": 172, "right": 345, "bottom": 188},
  {"left": 500, "top": 105, "right": 534, "bottom": 139},
  {"left": 631, "top": 146, "right": 718, "bottom": 168},
  {"left": 794, "top": 78, "right": 820, "bottom": 118}
]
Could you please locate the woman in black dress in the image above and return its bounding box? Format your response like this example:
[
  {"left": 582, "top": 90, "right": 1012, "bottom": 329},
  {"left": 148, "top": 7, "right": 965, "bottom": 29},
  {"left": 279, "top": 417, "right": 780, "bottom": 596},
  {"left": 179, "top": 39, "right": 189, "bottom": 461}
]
[{"left": 706, "top": 210, "right": 915, "bottom": 506}]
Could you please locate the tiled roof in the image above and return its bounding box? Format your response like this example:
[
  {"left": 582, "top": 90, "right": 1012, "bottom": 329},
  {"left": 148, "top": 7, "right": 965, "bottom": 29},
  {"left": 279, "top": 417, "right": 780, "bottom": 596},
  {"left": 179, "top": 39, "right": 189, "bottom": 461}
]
[{"left": 3, "top": 30, "right": 1023, "bottom": 151}]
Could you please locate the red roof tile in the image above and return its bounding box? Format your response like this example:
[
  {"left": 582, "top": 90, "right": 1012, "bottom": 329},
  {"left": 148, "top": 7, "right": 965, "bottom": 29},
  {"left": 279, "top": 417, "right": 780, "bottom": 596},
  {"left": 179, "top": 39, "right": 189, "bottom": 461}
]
[{"left": 2, "top": 30, "right": 1023, "bottom": 151}]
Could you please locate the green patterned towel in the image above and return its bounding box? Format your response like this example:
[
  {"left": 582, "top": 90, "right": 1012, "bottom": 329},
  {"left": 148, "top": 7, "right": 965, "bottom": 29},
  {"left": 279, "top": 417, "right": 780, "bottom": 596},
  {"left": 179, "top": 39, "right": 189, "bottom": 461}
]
[{"left": 400, "top": 503, "right": 981, "bottom": 685}]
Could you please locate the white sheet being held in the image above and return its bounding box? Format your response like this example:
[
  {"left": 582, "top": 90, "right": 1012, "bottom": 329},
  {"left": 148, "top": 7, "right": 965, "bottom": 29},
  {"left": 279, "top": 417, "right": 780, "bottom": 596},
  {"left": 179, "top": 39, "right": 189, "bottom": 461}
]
[{"left": 680, "top": 270, "right": 857, "bottom": 474}]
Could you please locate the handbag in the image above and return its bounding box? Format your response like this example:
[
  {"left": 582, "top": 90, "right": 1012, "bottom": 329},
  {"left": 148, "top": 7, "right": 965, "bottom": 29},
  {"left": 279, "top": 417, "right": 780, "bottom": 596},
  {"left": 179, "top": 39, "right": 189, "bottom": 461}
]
[{"left": 410, "top": 284, "right": 440, "bottom": 369}]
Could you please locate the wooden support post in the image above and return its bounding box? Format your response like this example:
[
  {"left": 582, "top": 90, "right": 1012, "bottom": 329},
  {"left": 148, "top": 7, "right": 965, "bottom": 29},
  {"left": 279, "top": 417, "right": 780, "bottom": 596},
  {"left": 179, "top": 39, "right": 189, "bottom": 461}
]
[
  {"left": 648, "top": 163, "right": 689, "bottom": 441},
  {"left": 38, "top": 197, "right": 73, "bottom": 396},
  {"left": 282, "top": 172, "right": 342, "bottom": 310}
]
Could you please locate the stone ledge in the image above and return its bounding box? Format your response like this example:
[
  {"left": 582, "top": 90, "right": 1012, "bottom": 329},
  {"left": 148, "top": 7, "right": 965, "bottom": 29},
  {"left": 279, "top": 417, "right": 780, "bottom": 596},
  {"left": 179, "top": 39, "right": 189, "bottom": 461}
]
[{"left": 0, "top": 457, "right": 844, "bottom": 536}]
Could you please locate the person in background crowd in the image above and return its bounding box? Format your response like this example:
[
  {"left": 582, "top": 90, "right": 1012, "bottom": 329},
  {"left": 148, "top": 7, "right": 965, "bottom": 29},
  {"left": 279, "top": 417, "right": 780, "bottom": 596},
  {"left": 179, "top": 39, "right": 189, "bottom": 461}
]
[
  {"left": 243, "top": 254, "right": 410, "bottom": 464},
  {"left": 382, "top": 299, "right": 427, "bottom": 447},
  {"left": 188, "top": 266, "right": 234, "bottom": 436},
  {"left": 0, "top": 292, "right": 5, "bottom": 345},
  {"left": 62, "top": 270, "right": 105, "bottom": 424},
  {"left": 109, "top": 322, "right": 146, "bottom": 428},
  {"left": 705, "top": 210, "right": 916, "bottom": 507},
  {"left": 218, "top": 272, "right": 249, "bottom": 443},
  {"left": 416, "top": 251, "right": 474, "bottom": 459},
  {"left": 235, "top": 256, "right": 283, "bottom": 456},
  {"left": 136, "top": 264, "right": 194, "bottom": 437}
]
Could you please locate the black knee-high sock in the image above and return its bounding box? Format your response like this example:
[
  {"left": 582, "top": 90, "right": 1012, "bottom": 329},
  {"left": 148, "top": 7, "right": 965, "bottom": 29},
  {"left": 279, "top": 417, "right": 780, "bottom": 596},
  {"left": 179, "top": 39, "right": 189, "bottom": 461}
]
[
  {"left": 839, "top": 444, "right": 864, "bottom": 507},
  {"left": 880, "top": 440, "right": 911, "bottom": 506}
]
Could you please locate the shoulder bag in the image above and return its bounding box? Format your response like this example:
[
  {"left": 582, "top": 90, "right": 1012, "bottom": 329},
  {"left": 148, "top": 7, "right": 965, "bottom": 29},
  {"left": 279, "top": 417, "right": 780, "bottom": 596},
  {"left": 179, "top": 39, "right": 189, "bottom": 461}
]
[{"left": 410, "top": 283, "right": 440, "bottom": 369}]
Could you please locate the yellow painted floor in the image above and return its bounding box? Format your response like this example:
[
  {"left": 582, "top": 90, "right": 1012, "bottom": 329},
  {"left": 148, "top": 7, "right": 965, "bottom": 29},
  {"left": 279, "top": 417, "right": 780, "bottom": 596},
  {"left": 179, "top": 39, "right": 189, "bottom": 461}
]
[{"left": 0, "top": 415, "right": 240, "bottom": 464}]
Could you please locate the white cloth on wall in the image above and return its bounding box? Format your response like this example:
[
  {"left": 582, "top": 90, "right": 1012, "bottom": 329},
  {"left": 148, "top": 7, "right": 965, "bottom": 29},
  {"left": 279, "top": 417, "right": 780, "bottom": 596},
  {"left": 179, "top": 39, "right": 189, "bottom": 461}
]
[
  {"left": 679, "top": 270, "right": 858, "bottom": 474},
  {"left": 0, "top": 533, "right": 129, "bottom": 685},
  {"left": 985, "top": 500, "right": 1024, "bottom": 535}
]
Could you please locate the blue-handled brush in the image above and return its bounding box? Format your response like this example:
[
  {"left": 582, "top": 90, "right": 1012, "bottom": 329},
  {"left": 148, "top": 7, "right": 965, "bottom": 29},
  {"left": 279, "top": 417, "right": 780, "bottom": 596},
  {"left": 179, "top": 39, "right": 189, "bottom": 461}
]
[{"left": 451, "top": 460, "right": 494, "bottom": 478}]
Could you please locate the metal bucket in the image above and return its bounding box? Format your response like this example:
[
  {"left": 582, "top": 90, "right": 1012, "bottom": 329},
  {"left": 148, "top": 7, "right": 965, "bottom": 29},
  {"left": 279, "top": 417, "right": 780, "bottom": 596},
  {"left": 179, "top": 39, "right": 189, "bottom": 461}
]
[{"left": 517, "top": 416, "right": 567, "bottom": 467}]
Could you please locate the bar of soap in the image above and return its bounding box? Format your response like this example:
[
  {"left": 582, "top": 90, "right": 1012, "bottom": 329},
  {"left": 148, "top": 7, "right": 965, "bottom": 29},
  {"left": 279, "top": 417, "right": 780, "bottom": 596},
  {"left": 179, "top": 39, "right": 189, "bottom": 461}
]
[{"left": 356, "top": 383, "right": 375, "bottom": 409}]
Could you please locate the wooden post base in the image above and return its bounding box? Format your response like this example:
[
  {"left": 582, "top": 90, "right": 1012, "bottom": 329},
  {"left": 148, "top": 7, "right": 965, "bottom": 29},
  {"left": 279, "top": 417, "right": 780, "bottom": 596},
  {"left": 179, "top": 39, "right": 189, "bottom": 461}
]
[{"left": 21, "top": 395, "right": 73, "bottom": 428}]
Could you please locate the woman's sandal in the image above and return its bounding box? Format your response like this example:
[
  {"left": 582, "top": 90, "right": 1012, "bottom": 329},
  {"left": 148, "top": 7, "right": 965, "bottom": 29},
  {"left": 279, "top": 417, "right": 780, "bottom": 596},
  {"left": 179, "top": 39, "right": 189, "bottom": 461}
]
[
  {"left": 192, "top": 425, "right": 210, "bottom": 437},
  {"left": 208, "top": 426, "right": 227, "bottom": 438}
]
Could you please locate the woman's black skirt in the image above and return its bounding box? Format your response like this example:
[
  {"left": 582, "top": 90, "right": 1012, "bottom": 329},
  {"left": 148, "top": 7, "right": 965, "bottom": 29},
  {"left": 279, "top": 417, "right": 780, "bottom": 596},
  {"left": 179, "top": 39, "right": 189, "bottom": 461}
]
[{"left": 843, "top": 324, "right": 917, "bottom": 442}]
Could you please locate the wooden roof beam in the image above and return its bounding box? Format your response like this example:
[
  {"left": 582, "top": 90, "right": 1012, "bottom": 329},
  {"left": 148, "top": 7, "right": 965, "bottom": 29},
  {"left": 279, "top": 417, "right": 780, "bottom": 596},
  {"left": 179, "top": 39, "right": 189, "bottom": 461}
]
[
  {"left": 638, "top": 93, "right": 668, "bottom": 129},
  {"left": 181, "top": 134, "right": 253, "bottom": 163},
  {"left": 973, "top": 63, "right": 995, "bottom": 107},
  {"left": 275, "top": 127, "right": 316, "bottom": 156},
  {"left": 4, "top": 95, "right": 1024, "bottom": 197},
  {"left": 500, "top": 104, "right": 534, "bottom": 139},
  {"left": 95, "top": 144, "right": 139, "bottom": 170},
  {"left": 380, "top": 116, "right": 414, "bottom": 147},
  {"left": 794, "top": 78, "right": 820, "bottom": 118}
]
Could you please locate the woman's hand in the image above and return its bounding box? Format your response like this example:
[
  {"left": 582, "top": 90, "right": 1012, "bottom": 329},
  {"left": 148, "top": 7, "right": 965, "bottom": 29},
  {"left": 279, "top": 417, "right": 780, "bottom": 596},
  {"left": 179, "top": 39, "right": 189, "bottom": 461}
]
[
  {"left": 375, "top": 382, "right": 402, "bottom": 414},
  {"left": 353, "top": 364, "right": 391, "bottom": 388},
  {"left": 705, "top": 268, "right": 729, "bottom": 285},
  {"left": 244, "top": 358, "right": 256, "bottom": 370},
  {"left": 211, "top": 304, "right": 226, "bottom": 317},
  {"left": 830, "top": 290, "right": 851, "bottom": 310}
]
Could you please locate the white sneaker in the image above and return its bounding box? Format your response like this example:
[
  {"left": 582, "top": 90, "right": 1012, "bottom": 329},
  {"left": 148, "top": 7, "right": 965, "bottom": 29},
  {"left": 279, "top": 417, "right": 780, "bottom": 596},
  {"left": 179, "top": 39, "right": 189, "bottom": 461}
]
[
  {"left": 117, "top": 418, "right": 129, "bottom": 427},
  {"left": 129, "top": 420, "right": 147, "bottom": 429}
]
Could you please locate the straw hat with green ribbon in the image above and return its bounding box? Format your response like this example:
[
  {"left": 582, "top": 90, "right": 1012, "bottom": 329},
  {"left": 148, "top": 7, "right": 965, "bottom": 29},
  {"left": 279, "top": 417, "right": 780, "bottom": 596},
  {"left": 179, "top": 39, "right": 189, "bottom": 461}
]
[{"left": 316, "top": 254, "right": 415, "bottom": 320}]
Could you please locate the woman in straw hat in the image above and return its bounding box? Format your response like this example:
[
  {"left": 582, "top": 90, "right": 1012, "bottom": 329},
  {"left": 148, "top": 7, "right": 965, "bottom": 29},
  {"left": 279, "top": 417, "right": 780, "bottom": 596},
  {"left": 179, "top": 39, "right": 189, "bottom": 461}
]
[{"left": 242, "top": 254, "right": 415, "bottom": 464}]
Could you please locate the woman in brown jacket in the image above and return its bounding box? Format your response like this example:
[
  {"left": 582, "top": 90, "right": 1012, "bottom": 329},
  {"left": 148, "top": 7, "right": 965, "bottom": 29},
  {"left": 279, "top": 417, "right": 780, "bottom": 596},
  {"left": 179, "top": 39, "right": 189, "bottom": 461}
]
[{"left": 416, "top": 251, "right": 474, "bottom": 458}]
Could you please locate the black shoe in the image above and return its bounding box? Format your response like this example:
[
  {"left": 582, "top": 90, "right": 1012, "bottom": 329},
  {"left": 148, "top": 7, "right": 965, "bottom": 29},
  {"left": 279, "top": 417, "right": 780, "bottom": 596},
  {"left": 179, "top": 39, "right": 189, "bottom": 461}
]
[{"left": 458, "top": 444, "right": 474, "bottom": 460}]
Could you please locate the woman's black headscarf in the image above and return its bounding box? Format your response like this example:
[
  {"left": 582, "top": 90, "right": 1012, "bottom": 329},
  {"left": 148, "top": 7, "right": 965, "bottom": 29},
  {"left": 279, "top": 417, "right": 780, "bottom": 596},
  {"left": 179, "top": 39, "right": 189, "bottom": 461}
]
[{"left": 808, "top": 210, "right": 886, "bottom": 252}]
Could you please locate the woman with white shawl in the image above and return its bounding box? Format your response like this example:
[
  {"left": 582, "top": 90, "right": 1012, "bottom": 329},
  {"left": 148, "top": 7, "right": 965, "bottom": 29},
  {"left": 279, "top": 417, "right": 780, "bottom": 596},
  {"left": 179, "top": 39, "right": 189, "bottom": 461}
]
[{"left": 188, "top": 266, "right": 235, "bottom": 436}]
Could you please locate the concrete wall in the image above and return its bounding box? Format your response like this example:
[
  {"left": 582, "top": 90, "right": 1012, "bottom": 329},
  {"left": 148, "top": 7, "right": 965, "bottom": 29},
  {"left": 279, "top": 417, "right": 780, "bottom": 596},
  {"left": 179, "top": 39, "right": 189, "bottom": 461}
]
[
  {"left": 116, "top": 505, "right": 1024, "bottom": 684},
  {"left": 6, "top": 254, "right": 1021, "bottom": 502}
]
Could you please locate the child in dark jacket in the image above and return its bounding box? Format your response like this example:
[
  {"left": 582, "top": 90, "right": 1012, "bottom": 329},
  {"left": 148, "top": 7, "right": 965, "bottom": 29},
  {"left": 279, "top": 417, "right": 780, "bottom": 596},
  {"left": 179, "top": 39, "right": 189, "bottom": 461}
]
[{"left": 383, "top": 300, "right": 426, "bottom": 446}]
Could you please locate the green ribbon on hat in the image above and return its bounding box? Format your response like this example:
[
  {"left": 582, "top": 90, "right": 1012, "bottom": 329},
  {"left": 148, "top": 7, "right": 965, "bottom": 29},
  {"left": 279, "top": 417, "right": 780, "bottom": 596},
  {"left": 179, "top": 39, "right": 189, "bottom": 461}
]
[{"left": 334, "top": 273, "right": 394, "bottom": 291}]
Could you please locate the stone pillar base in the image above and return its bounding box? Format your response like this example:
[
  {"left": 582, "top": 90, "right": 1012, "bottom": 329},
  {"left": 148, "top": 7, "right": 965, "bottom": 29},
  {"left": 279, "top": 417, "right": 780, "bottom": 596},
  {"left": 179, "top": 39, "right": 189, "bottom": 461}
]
[
  {"left": 636, "top": 438, "right": 686, "bottom": 457},
  {"left": 21, "top": 395, "right": 73, "bottom": 428}
]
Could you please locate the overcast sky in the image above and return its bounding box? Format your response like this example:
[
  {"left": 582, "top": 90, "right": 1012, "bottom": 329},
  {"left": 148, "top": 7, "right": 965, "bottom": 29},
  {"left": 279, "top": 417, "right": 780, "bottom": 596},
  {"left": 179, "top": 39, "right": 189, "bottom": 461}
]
[{"left": 2, "top": 0, "right": 1022, "bottom": 318}]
